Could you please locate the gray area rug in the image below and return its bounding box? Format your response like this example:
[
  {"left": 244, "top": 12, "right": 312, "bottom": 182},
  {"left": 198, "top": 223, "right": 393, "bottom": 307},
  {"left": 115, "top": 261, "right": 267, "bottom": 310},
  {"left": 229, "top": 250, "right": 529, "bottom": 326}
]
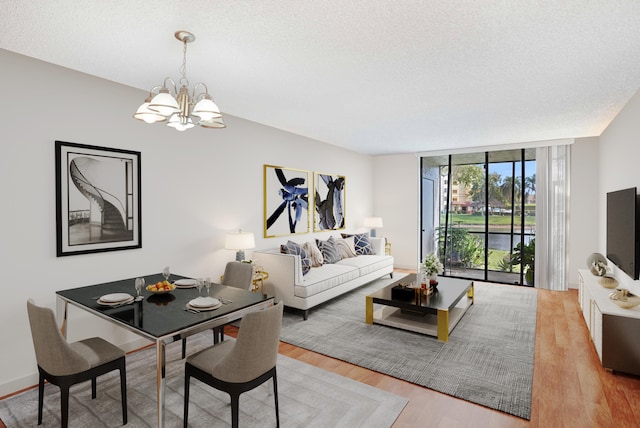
[
  {"left": 280, "top": 275, "right": 537, "bottom": 420},
  {"left": 0, "top": 332, "right": 407, "bottom": 427}
]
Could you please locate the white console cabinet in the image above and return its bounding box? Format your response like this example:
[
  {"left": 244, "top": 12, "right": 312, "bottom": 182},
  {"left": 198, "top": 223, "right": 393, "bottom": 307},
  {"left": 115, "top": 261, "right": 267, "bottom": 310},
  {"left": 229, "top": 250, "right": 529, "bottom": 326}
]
[{"left": 578, "top": 270, "right": 640, "bottom": 375}]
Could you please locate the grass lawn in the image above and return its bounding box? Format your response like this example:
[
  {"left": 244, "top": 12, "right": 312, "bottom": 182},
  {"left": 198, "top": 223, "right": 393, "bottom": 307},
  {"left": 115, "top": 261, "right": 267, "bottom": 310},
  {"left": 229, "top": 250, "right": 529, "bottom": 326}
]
[
  {"left": 442, "top": 213, "right": 535, "bottom": 226},
  {"left": 487, "top": 249, "right": 521, "bottom": 272}
]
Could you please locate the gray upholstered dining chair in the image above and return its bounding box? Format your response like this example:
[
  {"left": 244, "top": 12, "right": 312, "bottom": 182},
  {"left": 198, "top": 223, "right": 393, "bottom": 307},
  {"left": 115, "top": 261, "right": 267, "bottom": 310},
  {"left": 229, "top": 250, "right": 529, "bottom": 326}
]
[
  {"left": 183, "top": 302, "right": 283, "bottom": 428},
  {"left": 26, "top": 299, "right": 128, "bottom": 427},
  {"left": 181, "top": 261, "right": 254, "bottom": 358},
  {"left": 221, "top": 261, "right": 254, "bottom": 290},
  {"left": 215, "top": 261, "right": 254, "bottom": 340}
]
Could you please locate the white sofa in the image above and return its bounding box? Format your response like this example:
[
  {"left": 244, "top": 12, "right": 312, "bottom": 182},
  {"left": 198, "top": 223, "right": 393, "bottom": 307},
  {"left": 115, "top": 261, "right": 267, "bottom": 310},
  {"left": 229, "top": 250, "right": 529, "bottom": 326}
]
[{"left": 254, "top": 237, "right": 394, "bottom": 319}]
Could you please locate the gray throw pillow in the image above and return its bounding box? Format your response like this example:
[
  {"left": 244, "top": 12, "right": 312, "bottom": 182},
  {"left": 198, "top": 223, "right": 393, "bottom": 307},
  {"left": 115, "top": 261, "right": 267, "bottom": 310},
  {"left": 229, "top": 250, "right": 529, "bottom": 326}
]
[{"left": 316, "top": 236, "right": 342, "bottom": 264}]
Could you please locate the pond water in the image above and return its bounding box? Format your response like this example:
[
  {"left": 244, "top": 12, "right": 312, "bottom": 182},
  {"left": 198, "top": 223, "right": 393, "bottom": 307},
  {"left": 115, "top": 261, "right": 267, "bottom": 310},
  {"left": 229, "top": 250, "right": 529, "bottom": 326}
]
[{"left": 464, "top": 232, "right": 534, "bottom": 251}]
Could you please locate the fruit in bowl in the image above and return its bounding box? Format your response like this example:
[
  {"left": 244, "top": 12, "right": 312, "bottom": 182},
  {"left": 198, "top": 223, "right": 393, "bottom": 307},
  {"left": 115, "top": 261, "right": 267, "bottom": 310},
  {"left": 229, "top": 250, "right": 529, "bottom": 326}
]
[{"left": 146, "top": 280, "right": 176, "bottom": 294}]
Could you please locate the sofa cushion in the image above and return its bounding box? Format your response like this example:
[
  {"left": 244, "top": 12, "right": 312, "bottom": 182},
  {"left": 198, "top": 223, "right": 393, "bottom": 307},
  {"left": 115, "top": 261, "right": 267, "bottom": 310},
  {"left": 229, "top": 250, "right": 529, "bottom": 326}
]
[
  {"left": 280, "top": 241, "right": 311, "bottom": 275},
  {"left": 293, "top": 264, "right": 359, "bottom": 298},
  {"left": 316, "top": 236, "right": 342, "bottom": 264},
  {"left": 336, "top": 254, "right": 394, "bottom": 276},
  {"left": 341, "top": 233, "right": 374, "bottom": 255},
  {"left": 303, "top": 241, "right": 324, "bottom": 267}
]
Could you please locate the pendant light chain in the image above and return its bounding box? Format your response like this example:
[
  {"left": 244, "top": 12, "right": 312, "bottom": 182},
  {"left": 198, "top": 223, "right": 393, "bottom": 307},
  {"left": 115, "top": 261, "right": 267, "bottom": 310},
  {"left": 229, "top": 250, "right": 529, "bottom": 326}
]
[{"left": 179, "top": 39, "right": 189, "bottom": 87}]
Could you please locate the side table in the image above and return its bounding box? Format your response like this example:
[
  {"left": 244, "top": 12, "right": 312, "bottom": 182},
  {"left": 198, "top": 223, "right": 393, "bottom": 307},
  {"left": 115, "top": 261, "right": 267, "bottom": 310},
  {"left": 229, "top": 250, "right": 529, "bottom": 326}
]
[{"left": 252, "top": 270, "right": 269, "bottom": 293}]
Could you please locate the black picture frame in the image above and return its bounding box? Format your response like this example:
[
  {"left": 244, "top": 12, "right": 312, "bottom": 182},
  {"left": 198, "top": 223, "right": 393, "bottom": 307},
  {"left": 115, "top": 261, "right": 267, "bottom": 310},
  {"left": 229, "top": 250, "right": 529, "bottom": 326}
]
[{"left": 55, "top": 141, "right": 142, "bottom": 256}]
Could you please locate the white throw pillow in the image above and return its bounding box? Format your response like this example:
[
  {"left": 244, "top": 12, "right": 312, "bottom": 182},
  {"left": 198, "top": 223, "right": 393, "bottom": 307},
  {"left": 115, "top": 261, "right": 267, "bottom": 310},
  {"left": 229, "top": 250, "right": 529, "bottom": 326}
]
[
  {"left": 303, "top": 241, "right": 324, "bottom": 267},
  {"left": 335, "top": 237, "right": 357, "bottom": 258}
]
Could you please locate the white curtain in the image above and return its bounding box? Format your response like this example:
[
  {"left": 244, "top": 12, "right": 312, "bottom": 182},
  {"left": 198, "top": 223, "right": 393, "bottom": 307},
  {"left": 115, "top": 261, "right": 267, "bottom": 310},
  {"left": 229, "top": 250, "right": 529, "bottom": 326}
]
[{"left": 535, "top": 145, "right": 570, "bottom": 291}]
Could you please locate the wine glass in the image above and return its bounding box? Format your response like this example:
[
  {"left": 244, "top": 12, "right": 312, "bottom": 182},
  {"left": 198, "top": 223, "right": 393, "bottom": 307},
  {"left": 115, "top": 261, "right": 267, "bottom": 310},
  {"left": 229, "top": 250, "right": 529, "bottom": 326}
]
[
  {"left": 204, "top": 277, "right": 211, "bottom": 296},
  {"left": 196, "top": 278, "right": 204, "bottom": 297},
  {"left": 162, "top": 266, "right": 170, "bottom": 282},
  {"left": 134, "top": 277, "right": 145, "bottom": 301}
]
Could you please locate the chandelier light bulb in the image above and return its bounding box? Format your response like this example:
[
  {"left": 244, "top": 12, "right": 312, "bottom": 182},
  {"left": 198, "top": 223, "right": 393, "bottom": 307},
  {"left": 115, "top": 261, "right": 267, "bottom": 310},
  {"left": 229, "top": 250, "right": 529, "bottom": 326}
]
[{"left": 167, "top": 114, "right": 195, "bottom": 131}]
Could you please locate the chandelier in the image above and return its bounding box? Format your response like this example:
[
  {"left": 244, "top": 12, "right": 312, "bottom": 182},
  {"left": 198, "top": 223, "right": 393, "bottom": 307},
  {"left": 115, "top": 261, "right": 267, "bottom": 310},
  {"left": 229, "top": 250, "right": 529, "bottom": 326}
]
[{"left": 133, "top": 31, "right": 225, "bottom": 131}]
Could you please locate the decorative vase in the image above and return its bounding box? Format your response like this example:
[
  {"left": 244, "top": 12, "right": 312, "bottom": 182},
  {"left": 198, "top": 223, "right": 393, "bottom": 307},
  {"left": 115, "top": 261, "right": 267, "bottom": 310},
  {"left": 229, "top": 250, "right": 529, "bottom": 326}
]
[
  {"left": 587, "top": 253, "right": 608, "bottom": 276},
  {"left": 428, "top": 274, "right": 438, "bottom": 290},
  {"left": 598, "top": 276, "right": 618, "bottom": 289},
  {"left": 609, "top": 289, "right": 640, "bottom": 309},
  {"left": 419, "top": 271, "right": 428, "bottom": 289}
]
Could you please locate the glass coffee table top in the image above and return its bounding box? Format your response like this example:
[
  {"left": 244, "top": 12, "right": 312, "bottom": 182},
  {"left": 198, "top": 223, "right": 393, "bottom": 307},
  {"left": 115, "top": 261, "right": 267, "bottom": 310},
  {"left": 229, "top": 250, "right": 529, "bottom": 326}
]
[{"left": 368, "top": 273, "right": 472, "bottom": 311}]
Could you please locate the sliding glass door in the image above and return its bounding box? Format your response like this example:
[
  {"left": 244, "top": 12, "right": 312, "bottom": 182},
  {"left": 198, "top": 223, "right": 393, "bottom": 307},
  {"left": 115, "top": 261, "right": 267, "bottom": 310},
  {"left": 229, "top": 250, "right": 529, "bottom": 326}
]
[{"left": 421, "top": 149, "right": 536, "bottom": 286}]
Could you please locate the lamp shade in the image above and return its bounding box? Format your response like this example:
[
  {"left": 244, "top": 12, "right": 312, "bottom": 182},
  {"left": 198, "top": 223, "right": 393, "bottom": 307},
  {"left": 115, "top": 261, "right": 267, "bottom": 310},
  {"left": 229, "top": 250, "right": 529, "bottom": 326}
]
[
  {"left": 133, "top": 100, "right": 168, "bottom": 123},
  {"left": 225, "top": 230, "right": 255, "bottom": 250},
  {"left": 192, "top": 97, "right": 222, "bottom": 121},
  {"left": 148, "top": 90, "right": 180, "bottom": 116},
  {"left": 199, "top": 117, "right": 227, "bottom": 128},
  {"left": 363, "top": 217, "right": 383, "bottom": 228}
]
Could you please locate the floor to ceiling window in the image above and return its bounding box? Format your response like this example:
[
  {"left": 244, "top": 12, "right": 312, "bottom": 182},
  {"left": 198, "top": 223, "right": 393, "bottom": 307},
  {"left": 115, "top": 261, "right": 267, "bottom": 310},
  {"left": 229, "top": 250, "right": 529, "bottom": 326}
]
[{"left": 421, "top": 148, "right": 536, "bottom": 286}]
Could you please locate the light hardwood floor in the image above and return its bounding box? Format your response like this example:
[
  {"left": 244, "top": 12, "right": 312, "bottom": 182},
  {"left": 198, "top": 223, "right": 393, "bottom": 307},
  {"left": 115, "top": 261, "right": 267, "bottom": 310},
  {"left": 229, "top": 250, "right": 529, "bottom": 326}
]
[
  {"left": 275, "top": 272, "right": 640, "bottom": 427},
  {"left": 3, "top": 271, "right": 639, "bottom": 428}
]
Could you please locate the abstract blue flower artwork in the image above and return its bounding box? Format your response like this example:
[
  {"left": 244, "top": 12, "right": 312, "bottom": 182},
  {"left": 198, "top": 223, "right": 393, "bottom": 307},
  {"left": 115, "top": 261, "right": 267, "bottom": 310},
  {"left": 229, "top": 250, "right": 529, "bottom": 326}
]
[
  {"left": 314, "top": 172, "right": 346, "bottom": 231},
  {"left": 264, "top": 165, "right": 310, "bottom": 237}
]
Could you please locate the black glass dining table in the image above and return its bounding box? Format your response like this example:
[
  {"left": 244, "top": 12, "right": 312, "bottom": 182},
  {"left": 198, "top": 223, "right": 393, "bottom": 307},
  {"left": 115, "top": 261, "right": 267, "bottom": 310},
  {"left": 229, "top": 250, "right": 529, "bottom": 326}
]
[{"left": 56, "top": 273, "right": 273, "bottom": 428}]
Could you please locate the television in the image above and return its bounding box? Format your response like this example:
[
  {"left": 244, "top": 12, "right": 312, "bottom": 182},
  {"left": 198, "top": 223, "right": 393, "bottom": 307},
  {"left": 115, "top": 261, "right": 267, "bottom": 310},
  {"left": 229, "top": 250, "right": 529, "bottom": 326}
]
[{"left": 606, "top": 187, "right": 639, "bottom": 280}]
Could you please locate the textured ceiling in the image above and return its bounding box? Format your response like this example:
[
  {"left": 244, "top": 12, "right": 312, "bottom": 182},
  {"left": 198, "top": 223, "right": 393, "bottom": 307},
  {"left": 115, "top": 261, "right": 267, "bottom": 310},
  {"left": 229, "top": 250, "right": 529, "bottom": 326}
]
[{"left": 2, "top": 1, "right": 640, "bottom": 155}]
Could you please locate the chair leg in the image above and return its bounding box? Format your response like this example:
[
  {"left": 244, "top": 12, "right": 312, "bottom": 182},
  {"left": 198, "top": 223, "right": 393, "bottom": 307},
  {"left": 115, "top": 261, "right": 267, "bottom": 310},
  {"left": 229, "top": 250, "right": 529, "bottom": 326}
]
[
  {"left": 61, "top": 385, "right": 70, "bottom": 428},
  {"left": 230, "top": 392, "right": 240, "bottom": 428},
  {"left": 183, "top": 372, "right": 190, "bottom": 428},
  {"left": 37, "top": 373, "right": 44, "bottom": 425},
  {"left": 91, "top": 377, "right": 97, "bottom": 399},
  {"left": 119, "top": 360, "right": 128, "bottom": 425},
  {"left": 273, "top": 372, "right": 280, "bottom": 427},
  {"left": 182, "top": 338, "right": 187, "bottom": 359}
]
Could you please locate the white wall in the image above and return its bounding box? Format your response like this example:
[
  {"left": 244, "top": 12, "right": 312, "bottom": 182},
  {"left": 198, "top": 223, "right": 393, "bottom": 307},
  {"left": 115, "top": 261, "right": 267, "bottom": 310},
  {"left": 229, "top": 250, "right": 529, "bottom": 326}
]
[
  {"left": 598, "top": 88, "right": 640, "bottom": 295},
  {"left": 373, "top": 154, "right": 419, "bottom": 270},
  {"left": 0, "top": 49, "right": 375, "bottom": 395},
  {"left": 568, "top": 138, "right": 600, "bottom": 288}
]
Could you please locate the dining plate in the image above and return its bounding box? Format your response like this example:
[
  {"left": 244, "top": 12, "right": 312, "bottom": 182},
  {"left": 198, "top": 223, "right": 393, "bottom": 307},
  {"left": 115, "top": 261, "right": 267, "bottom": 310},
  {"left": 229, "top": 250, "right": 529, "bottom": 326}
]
[
  {"left": 174, "top": 279, "right": 197, "bottom": 288},
  {"left": 99, "top": 293, "right": 132, "bottom": 303},
  {"left": 186, "top": 301, "right": 222, "bottom": 312},
  {"left": 188, "top": 297, "right": 221, "bottom": 309},
  {"left": 98, "top": 296, "right": 134, "bottom": 306}
]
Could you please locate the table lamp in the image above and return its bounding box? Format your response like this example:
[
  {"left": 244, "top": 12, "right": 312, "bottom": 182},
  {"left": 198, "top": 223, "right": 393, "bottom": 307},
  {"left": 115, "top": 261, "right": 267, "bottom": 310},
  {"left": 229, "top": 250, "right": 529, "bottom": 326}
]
[
  {"left": 225, "top": 229, "right": 255, "bottom": 262},
  {"left": 364, "top": 217, "right": 383, "bottom": 237}
]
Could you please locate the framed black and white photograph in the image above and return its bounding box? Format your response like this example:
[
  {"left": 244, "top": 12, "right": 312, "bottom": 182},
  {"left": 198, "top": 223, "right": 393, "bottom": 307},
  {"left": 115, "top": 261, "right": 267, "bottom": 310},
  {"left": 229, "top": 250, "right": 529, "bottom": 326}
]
[
  {"left": 264, "top": 165, "right": 310, "bottom": 238},
  {"left": 314, "top": 171, "right": 346, "bottom": 231},
  {"left": 55, "top": 141, "right": 141, "bottom": 256}
]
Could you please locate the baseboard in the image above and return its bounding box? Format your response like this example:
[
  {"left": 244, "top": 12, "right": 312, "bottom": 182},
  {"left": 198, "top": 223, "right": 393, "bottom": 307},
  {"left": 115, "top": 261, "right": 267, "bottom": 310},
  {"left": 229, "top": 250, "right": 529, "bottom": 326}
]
[{"left": 0, "top": 374, "right": 39, "bottom": 399}]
